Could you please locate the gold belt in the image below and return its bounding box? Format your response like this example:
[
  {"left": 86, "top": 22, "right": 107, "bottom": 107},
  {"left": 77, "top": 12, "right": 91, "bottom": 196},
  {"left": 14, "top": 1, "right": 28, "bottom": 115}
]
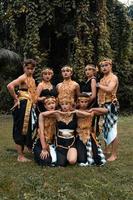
[
  {"left": 56, "top": 136, "right": 75, "bottom": 149},
  {"left": 18, "top": 91, "right": 32, "bottom": 135}
]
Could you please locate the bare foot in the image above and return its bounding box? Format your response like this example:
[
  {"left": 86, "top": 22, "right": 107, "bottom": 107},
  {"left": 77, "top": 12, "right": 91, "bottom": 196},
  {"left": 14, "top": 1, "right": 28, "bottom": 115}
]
[
  {"left": 107, "top": 155, "right": 117, "bottom": 162},
  {"left": 104, "top": 150, "right": 111, "bottom": 155},
  {"left": 17, "top": 156, "right": 31, "bottom": 162},
  {"left": 24, "top": 147, "right": 32, "bottom": 153}
]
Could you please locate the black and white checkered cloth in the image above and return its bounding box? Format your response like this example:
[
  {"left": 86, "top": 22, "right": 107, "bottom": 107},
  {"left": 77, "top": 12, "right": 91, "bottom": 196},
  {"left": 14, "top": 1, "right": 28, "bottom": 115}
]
[
  {"left": 31, "top": 107, "right": 37, "bottom": 132},
  {"left": 86, "top": 138, "right": 106, "bottom": 166},
  {"left": 102, "top": 102, "right": 119, "bottom": 140}
]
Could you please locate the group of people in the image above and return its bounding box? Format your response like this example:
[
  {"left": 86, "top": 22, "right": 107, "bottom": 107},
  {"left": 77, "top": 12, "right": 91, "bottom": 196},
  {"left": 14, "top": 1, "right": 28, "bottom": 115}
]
[{"left": 7, "top": 57, "right": 119, "bottom": 167}]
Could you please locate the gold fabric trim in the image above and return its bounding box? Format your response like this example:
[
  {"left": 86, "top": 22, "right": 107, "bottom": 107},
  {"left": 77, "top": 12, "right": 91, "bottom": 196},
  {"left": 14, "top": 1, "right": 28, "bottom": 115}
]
[
  {"left": 98, "top": 73, "right": 117, "bottom": 105},
  {"left": 26, "top": 76, "right": 38, "bottom": 104},
  {"left": 56, "top": 135, "right": 75, "bottom": 149},
  {"left": 58, "top": 80, "right": 77, "bottom": 102},
  {"left": 43, "top": 117, "right": 56, "bottom": 144},
  {"left": 18, "top": 91, "right": 32, "bottom": 135},
  {"left": 77, "top": 115, "right": 98, "bottom": 145}
]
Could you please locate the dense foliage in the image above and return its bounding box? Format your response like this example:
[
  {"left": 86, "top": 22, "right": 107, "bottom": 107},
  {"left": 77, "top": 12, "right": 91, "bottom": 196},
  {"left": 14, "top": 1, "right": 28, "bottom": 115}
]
[{"left": 0, "top": 0, "right": 133, "bottom": 112}]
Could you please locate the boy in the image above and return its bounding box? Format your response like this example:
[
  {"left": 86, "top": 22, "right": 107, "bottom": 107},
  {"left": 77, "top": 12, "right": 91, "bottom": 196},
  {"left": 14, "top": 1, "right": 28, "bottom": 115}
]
[
  {"left": 56, "top": 65, "right": 80, "bottom": 103},
  {"left": 7, "top": 59, "right": 37, "bottom": 162},
  {"left": 97, "top": 58, "right": 119, "bottom": 161},
  {"left": 33, "top": 96, "right": 57, "bottom": 166},
  {"left": 76, "top": 94, "right": 107, "bottom": 166}
]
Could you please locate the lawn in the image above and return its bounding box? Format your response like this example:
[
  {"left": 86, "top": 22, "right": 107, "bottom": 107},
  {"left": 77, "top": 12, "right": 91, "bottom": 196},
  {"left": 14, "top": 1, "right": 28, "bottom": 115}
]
[{"left": 0, "top": 115, "right": 133, "bottom": 200}]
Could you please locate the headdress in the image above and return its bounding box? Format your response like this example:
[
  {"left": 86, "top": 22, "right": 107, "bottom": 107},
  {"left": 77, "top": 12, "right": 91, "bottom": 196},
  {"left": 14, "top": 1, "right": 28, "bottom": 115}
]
[
  {"left": 78, "top": 93, "right": 91, "bottom": 101},
  {"left": 85, "top": 64, "right": 96, "bottom": 71},
  {"left": 41, "top": 68, "right": 54, "bottom": 76},
  {"left": 61, "top": 65, "right": 73, "bottom": 73},
  {"left": 44, "top": 96, "right": 56, "bottom": 104},
  {"left": 99, "top": 58, "right": 112, "bottom": 66}
]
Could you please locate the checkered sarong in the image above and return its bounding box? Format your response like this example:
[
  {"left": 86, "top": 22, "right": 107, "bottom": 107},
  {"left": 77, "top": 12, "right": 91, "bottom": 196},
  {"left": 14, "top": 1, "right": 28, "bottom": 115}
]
[
  {"left": 102, "top": 102, "right": 119, "bottom": 140},
  {"left": 86, "top": 137, "right": 106, "bottom": 166}
]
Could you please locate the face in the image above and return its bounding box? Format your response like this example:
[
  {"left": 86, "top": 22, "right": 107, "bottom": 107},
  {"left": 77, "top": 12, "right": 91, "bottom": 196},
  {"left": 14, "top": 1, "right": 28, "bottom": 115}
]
[
  {"left": 42, "top": 71, "right": 53, "bottom": 82},
  {"left": 79, "top": 99, "right": 88, "bottom": 109},
  {"left": 85, "top": 66, "right": 95, "bottom": 78},
  {"left": 24, "top": 64, "right": 35, "bottom": 76},
  {"left": 44, "top": 101, "right": 56, "bottom": 111},
  {"left": 60, "top": 101, "right": 71, "bottom": 112},
  {"left": 100, "top": 62, "right": 112, "bottom": 74},
  {"left": 61, "top": 67, "right": 72, "bottom": 79}
]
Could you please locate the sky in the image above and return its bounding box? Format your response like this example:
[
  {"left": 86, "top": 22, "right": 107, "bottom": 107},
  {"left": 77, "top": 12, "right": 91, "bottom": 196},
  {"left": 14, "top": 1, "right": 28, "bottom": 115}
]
[{"left": 119, "top": 0, "right": 132, "bottom": 5}]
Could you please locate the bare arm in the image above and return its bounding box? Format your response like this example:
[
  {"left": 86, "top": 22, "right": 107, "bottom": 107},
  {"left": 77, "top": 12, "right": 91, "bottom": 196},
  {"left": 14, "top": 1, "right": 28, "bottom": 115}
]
[
  {"left": 56, "top": 83, "right": 60, "bottom": 94},
  {"left": 39, "top": 112, "right": 58, "bottom": 159},
  {"left": 98, "top": 76, "right": 118, "bottom": 93},
  {"left": 7, "top": 75, "right": 24, "bottom": 100},
  {"left": 88, "top": 79, "right": 96, "bottom": 104},
  {"left": 37, "top": 83, "right": 46, "bottom": 102},
  {"left": 75, "top": 83, "right": 80, "bottom": 97},
  {"left": 74, "top": 109, "right": 94, "bottom": 117},
  {"left": 39, "top": 110, "right": 58, "bottom": 118},
  {"left": 88, "top": 107, "right": 108, "bottom": 115}
]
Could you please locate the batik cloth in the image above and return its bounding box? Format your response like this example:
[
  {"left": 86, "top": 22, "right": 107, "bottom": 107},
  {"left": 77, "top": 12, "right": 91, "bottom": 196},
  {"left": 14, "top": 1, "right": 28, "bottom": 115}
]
[{"left": 102, "top": 102, "right": 119, "bottom": 145}]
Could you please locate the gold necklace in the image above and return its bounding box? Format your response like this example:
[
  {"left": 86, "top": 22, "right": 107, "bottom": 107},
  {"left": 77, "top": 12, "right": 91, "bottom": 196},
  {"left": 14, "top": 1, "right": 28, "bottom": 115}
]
[{"left": 59, "top": 113, "right": 73, "bottom": 125}]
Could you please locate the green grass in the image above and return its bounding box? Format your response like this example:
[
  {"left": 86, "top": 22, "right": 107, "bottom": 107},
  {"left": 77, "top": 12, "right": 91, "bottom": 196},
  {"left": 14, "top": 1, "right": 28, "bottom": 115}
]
[{"left": 0, "top": 115, "right": 133, "bottom": 200}]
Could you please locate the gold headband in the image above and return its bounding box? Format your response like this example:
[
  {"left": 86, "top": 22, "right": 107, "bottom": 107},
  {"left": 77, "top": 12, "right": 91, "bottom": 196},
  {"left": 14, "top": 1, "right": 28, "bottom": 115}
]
[
  {"left": 85, "top": 65, "right": 96, "bottom": 71},
  {"left": 44, "top": 97, "right": 56, "bottom": 104},
  {"left": 41, "top": 68, "right": 53, "bottom": 75},
  {"left": 78, "top": 97, "right": 90, "bottom": 101},
  {"left": 61, "top": 66, "right": 73, "bottom": 72},
  {"left": 99, "top": 59, "right": 112, "bottom": 66}
]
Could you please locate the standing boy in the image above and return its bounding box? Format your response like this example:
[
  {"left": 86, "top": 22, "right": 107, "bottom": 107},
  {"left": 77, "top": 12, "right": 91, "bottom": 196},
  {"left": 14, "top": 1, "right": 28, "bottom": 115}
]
[
  {"left": 7, "top": 59, "right": 37, "bottom": 162},
  {"left": 56, "top": 65, "right": 80, "bottom": 103},
  {"left": 97, "top": 58, "right": 119, "bottom": 161}
]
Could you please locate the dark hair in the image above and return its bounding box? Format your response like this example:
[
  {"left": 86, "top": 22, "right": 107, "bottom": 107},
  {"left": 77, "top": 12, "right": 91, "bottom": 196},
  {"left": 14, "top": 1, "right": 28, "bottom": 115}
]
[
  {"left": 23, "top": 59, "right": 36, "bottom": 68},
  {"left": 85, "top": 64, "right": 96, "bottom": 70},
  {"left": 78, "top": 93, "right": 91, "bottom": 98}
]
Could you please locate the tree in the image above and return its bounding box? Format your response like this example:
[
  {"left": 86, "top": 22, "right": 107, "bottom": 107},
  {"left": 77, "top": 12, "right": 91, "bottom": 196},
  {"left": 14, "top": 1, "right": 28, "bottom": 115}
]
[{"left": 0, "top": 0, "right": 133, "bottom": 111}]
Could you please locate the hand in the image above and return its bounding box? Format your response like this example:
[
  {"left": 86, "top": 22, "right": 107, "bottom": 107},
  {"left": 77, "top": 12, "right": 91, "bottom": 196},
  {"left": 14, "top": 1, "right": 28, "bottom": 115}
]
[
  {"left": 40, "top": 149, "right": 49, "bottom": 160},
  {"left": 96, "top": 83, "right": 100, "bottom": 88},
  {"left": 40, "top": 97, "right": 46, "bottom": 101},
  {"left": 10, "top": 98, "right": 20, "bottom": 111}
]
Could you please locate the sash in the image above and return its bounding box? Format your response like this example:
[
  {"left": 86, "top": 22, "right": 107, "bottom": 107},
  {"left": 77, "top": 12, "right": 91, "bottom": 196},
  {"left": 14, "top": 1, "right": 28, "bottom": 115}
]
[{"left": 19, "top": 91, "right": 32, "bottom": 135}]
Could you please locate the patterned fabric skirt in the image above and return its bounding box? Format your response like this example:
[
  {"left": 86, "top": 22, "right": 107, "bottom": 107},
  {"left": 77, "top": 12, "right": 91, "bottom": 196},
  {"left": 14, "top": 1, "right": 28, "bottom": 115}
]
[
  {"left": 86, "top": 135, "right": 106, "bottom": 166},
  {"left": 12, "top": 99, "right": 33, "bottom": 148},
  {"left": 102, "top": 102, "right": 119, "bottom": 145}
]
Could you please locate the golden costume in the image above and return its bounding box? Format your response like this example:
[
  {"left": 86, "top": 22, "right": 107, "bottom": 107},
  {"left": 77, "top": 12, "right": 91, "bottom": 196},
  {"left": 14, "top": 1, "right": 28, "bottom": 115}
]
[
  {"left": 98, "top": 73, "right": 119, "bottom": 145},
  {"left": 58, "top": 80, "right": 78, "bottom": 103},
  {"left": 12, "top": 76, "right": 37, "bottom": 148}
]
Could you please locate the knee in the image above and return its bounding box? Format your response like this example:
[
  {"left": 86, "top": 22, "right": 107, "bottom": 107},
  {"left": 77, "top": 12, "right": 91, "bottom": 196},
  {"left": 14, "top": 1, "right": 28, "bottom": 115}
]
[
  {"left": 67, "top": 148, "right": 77, "bottom": 165},
  {"left": 68, "top": 157, "right": 77, "bottom": 165}
]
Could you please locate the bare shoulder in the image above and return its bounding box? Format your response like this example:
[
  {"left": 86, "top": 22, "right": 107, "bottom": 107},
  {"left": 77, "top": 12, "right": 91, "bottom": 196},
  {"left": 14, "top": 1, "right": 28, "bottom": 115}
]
[
  {"left": 91, "top": 78, "right": 96, "bottom": 83},
  {"left": 73, "top": 81, "right": 79, "bottom": 87},
  {"left": 56, "top": 82, "right": 62, "bottom": 89},
  {"left": 37, "top": 82, "right": 43, "bottom": 88},
  {"left": 18, "top": 74, "right": 27, "bottom": 81},
  {"left": 112, "top": 74, "right": 118, "bottom": 82},
  {"left": 12, "top": 74, "right": 25, "bottom": 85}
]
